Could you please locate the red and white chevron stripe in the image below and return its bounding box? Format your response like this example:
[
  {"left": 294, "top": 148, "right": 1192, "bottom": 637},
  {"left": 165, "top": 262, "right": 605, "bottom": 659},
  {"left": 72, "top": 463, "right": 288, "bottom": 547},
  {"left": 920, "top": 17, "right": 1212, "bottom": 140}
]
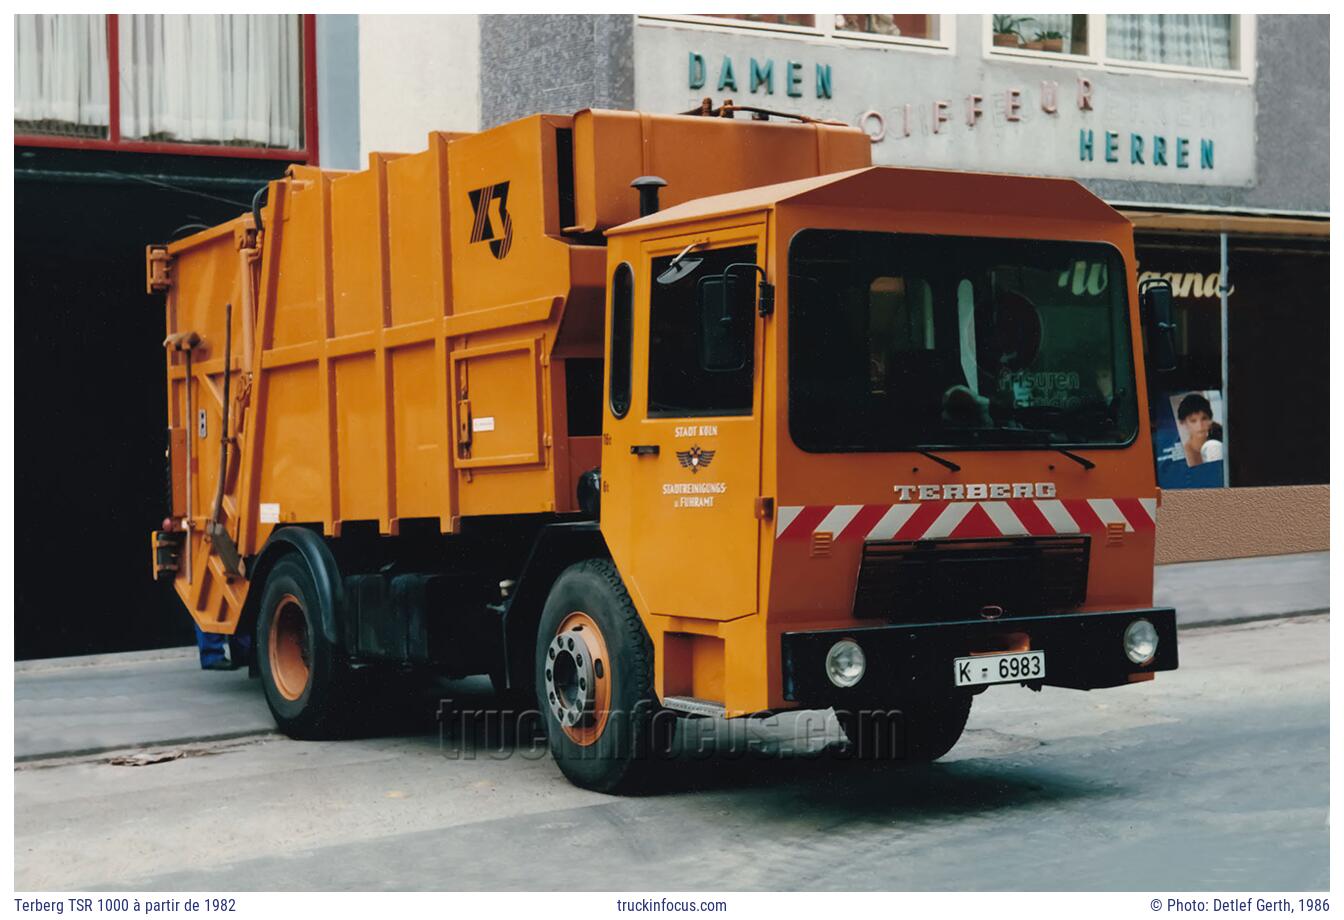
[{"left": 775, "top": 498, "right": 1157, "bottom": 542}]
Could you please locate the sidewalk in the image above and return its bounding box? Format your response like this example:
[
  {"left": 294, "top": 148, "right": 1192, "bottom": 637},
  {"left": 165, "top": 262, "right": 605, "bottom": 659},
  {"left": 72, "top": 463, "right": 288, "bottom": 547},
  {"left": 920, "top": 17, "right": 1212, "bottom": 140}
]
[
  {"left": 1156, "top": 550, "right": 1328, "bottom": 627},
  {"left": 14, "top": 649, "right": 275, "bottom": 762},
  {"left": 13, "top": 552, "right": 1327, "bottom": 762}
]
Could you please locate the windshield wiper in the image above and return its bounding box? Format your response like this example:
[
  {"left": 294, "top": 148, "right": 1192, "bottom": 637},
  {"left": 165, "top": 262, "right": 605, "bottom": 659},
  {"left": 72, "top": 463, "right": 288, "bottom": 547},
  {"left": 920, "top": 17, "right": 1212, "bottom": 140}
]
[
  {"left": 916, "top": 449, "right": 961, "bottom": 472},
  {"left": 953, "top": 425, "right": 1097, "bottom": 469},
  {"left": 1051, "top": 447, "right": 1095, "bottom": 470}
]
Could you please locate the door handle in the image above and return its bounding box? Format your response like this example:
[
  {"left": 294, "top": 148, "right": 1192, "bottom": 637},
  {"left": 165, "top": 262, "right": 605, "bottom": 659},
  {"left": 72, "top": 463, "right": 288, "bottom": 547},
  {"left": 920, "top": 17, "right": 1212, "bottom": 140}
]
[{"left": 630, "top": 444, "right": 660, "bottom": 456}]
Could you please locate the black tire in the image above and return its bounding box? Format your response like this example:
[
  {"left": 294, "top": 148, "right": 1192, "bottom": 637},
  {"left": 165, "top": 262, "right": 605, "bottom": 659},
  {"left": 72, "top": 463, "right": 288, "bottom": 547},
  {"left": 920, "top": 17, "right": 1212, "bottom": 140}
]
[
  {"left": 836, "top": 692, "right": 973, "bottom": 763},
  {"left": 254, "top": 554, "right": 359, "bottom": 739},
  {"left": 534, "top": 559, "right": 672, "bottom": 794}
]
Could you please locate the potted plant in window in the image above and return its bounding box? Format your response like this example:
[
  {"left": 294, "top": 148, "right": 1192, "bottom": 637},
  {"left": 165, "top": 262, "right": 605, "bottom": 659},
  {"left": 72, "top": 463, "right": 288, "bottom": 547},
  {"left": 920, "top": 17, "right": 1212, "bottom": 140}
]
[
  {"left": 1031, "top": 29, "right": 1066, "bottom": 53},
  {"left": 992, "top": 15, "right": 1032, "bottom": 48}
]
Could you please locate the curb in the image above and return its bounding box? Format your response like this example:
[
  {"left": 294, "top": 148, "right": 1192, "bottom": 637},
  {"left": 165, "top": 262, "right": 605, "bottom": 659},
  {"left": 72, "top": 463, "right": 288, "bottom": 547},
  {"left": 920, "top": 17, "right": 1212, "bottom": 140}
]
[
  {"left": 15, "top": 646, "right": 196, "bottom": 673},
  {"left": 1177, "top": 608, "right": 1328, "bottom": 631},
  {"left": 14, "top": 729, "right": 280, "bottom": 766}
]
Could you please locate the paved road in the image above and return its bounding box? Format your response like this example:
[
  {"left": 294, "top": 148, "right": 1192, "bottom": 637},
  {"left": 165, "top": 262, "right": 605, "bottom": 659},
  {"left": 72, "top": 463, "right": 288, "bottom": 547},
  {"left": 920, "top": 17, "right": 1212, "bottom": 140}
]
[{"left": 14, "top": 615, "right": 1327, "bottom": 891}]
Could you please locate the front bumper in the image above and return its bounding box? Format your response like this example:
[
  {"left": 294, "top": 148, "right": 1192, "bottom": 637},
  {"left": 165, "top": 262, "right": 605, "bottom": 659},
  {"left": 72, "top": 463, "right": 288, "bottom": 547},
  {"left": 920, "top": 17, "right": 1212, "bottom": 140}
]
[{"left": 781, "top": 607, "right": 1178, "bottom": 705}]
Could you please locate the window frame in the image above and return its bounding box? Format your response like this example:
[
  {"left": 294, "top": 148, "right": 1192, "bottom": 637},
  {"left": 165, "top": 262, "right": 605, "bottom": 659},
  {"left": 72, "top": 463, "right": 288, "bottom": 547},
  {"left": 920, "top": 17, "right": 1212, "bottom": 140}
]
[
  {"left": 828, "top": 14, "right": 951, "bottom": 51},
  {"left": 639, "top": 13, "right": 955, "bottom": 54},
  {"left": 646, "top": 242, "right": 759, "bottom": 420},
  {"left": 785, "top": 228, "right": 1141, "bottom": 454},
  {"left": 984, "top": 14, "right": 1255, "bottom": 82},
  {"left": 14, "top": 13, "right": 320, "bottom": 163}
]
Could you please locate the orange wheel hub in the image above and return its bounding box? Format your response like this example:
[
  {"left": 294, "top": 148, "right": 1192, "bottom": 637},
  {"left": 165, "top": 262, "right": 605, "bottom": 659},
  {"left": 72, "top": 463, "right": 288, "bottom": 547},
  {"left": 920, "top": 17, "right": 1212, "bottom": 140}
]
[
  {"left": 543, "top": 611, "right": 612, "bottom": 746},
  {"left": 268, "top": 593, "right": 311, "bottom": 701}
]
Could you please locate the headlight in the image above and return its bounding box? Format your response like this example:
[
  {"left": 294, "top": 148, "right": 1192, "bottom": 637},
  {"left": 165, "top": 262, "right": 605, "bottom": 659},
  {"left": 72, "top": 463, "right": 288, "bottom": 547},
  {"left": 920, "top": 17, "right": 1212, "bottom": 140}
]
[
  {"left": 1123, "top": 618, "right": 1159, "bottom": 665},
  {"left": 825, "top": 639, "right": 866, "bottom": 688}
]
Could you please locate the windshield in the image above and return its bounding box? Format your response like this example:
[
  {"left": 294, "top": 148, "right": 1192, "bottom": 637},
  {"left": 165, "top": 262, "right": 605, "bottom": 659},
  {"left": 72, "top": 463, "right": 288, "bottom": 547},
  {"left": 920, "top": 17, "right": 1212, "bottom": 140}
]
[{"left": 788, "top": 230, "right": 1139, "bottom": 452}]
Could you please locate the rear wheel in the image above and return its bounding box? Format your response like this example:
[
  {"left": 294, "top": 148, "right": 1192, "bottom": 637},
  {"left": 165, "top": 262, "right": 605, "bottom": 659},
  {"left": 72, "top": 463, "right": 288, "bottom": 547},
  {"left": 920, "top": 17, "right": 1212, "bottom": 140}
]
[
  {"left": 255, "top": 554, "right": 359, "bottom": 739},
  {"left": 535, "top": 559, "right": 671, "bottom": 794},
  {"left": 836, "top": 692, "right": 973, "bottom": 763}
]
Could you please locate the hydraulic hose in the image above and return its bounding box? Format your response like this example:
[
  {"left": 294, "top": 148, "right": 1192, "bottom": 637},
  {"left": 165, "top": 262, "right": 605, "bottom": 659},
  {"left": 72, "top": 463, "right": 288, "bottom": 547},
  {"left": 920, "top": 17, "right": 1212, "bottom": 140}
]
[{"left": 251, "top": 185, "right": 268, "bottom": 237}]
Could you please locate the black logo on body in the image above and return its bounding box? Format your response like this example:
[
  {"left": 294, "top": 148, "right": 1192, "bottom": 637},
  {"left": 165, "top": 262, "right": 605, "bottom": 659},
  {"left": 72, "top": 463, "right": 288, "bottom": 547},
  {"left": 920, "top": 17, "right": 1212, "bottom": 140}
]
[
  {"left": 467, "top": 182, "right": 513, "bottom": 259},
  {"left": 676, "top": 445, "right": 716, "bottom": 473}
]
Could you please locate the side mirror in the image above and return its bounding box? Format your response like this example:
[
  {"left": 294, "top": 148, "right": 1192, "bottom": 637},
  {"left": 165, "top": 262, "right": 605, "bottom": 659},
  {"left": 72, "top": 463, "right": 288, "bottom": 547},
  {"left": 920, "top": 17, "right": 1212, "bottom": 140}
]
[
  {"left": 696, "top": 273, "right": 748, "bottom": 371},
  {"left": 656, "top": 255, "right": 703, "bottom": 285},
  {"left": 1140, "top": 278, "right": 1178, "bottom": 373}
]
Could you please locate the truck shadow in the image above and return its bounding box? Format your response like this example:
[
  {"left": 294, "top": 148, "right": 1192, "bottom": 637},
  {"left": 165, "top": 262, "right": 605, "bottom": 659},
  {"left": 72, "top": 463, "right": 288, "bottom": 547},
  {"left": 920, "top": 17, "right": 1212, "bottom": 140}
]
[
  {"left": 653, "top": 717, "right": 1101, "bottom": 818},
  {"left": 662, "top": 754, "right": 1104, "bottom": 826},
  {"left": 415, "top": 684, "right": 1106, "bottom": 815}
]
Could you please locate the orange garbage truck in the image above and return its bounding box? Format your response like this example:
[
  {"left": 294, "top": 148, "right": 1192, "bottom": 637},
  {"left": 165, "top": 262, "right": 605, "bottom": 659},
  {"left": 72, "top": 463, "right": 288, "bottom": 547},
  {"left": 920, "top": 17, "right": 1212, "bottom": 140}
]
[{"left": 149, "top": 104, "right": 1179, "bottom": 792}]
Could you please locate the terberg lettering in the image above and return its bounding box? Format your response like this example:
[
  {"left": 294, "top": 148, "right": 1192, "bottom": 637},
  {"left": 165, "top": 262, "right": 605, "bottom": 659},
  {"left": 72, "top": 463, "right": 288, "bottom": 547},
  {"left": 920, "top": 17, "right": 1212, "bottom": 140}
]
[{"left": 893, "top": 482, "right": 1057, "bottom": 501}]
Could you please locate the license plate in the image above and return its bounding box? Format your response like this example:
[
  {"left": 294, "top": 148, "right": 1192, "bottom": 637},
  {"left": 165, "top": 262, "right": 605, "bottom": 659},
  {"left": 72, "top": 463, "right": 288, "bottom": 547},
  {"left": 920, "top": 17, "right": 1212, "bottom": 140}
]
[{"left": 953, "top": 650, "right": 1046, "bottom": 687}]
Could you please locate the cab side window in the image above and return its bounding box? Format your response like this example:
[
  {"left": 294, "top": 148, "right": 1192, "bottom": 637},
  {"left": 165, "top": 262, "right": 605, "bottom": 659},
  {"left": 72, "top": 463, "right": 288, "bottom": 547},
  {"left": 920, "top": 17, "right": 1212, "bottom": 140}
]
[
  {"left": 608, "top": 262, "right": 634, "bottom": 418},
  {"left": 647, "top": 244, "right": 756, "bottom": 417}
]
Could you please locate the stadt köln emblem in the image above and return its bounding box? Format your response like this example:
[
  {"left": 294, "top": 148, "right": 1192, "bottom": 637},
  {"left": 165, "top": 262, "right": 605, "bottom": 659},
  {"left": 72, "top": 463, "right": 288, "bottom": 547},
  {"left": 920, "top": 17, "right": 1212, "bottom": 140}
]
[{"left": 676, "top": 445, "right": 715, "bottom": 474}]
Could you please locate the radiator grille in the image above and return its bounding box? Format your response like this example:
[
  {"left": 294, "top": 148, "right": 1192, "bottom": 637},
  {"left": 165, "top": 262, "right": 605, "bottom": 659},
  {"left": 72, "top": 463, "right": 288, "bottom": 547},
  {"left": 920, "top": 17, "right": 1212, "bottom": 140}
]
[{"left": 852, "top": 535, "right": 1090, "bottom": 622}]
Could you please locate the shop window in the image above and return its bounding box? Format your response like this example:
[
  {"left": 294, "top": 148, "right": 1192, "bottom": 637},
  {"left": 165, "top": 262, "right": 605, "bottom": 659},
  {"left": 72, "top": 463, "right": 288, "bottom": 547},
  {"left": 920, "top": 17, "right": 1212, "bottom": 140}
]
[
  {"left": 699, "top": 14, "right": 817, "bottom": 28},
  {"left": 835, "top": 14, "right": 940, "bottom": 41},
  {"left": 1136, "top": 239, "right": 1226, "bottom": 488},
  {"left": 991, "top": 14, "right": 1088, "bottom": 54},
  {"left": 1127, "top": 237, "right": 1330, "bottom": 490},
  {"left": 1107, "top": 15, "right": 1238, "bottom": 70},
  {"left": 119, "top": 15, "right": 303, "bottom": 149},
  {"left": 14, "top": 15, "right": 110, "bottom": 139},
  {"left": 1223, "top": 239, "right": 1329, "bottom": 488},
  {"left": 1139, "top": 234, "right": 1329, "bottom": 490},
  {"left": 648, "top": 244, "right": 756, "bottom": 418}
]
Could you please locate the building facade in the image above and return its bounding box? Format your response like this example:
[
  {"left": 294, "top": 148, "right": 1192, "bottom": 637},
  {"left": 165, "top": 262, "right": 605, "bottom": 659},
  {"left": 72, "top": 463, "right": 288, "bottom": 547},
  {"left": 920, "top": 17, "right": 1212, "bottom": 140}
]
[{"left": 14, "top": 13, "right": 1326, "bottom": 657}]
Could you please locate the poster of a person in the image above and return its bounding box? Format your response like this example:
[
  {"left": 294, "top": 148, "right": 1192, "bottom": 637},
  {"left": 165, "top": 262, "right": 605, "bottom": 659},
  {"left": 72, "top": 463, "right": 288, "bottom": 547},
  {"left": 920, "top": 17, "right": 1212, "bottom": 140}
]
[{"left": 1170, "top": 391, "right": 1226, "bottom": 467}]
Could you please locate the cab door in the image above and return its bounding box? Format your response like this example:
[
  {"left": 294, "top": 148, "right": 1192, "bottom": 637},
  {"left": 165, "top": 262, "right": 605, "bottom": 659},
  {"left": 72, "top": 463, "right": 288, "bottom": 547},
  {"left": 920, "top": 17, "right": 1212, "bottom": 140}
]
[{"left": 609, "top": 225, "right": 767, "bottom": 621}]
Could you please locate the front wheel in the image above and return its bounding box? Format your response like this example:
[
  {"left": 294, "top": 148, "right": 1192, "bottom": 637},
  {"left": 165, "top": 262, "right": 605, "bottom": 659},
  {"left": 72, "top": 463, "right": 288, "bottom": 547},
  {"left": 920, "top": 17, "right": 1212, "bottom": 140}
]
[{"left": 535, "top": 559, "right": 672, "bottom": 794}]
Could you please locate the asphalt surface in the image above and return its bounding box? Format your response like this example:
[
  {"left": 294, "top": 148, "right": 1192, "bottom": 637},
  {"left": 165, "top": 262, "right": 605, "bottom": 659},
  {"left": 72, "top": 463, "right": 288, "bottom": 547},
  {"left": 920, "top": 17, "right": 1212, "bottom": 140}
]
[{"left": 14, "top": 614, "right": 1328, "bottom": 891}]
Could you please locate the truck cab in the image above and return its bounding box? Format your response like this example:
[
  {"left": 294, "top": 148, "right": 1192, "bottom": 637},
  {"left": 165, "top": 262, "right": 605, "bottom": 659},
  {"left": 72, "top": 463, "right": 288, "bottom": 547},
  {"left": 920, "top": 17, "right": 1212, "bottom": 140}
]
[{"left": 599, "top": 166, "right": 1177, "bottom": 753}]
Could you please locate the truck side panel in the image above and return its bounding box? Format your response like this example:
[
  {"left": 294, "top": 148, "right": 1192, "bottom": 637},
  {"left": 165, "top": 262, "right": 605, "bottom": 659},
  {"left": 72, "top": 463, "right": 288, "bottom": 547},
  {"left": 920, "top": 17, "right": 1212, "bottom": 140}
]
[{"left": 163, "top": 119, "right": 592, "bottom": 633}]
